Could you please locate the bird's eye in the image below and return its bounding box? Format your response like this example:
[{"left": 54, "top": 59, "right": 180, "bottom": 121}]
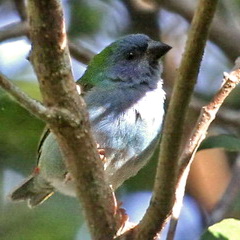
[{"left": 126, "top": 52, "right": 135, "bottom": 60}]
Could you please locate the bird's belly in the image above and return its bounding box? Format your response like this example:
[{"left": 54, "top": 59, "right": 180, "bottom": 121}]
[{"left": 90, "top": 107, "right": 163, "bottom": 189}]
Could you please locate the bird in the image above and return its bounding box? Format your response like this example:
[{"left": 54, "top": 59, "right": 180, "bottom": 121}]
[{"left": 9, "top": 34, "right": 171, "bottom": 207}]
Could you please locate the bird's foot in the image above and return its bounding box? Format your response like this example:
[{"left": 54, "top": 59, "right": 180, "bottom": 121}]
[
  {"left": 64, "top": 172, "right": 73, "bottom": 183},
  {"left": 116, "top": 203, "right": 129, "bottom": 225},
  {"left": 96, "top": 144, "right": 107, "bottom": 163},
  {"left": 115, "top": 203, "right": 136, "bottom": 236},
  {"left": 33, "top": 167, "right": 40, "bottom": 175}
]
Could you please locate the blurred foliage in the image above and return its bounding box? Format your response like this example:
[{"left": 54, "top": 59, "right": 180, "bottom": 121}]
[
  {"left": 68, "top": 0, "right": 103, "bottom": 37},
  {"left": 1, "top": 195, "right": 82, "bottom": 240},
  {"left": 123, "top": 147, "right": 159, "bottom": 192},
  {"left": 222, "top": 86, "right": 240, "bottom": 109},
  {"left": 232, "top": 192, "right": 240, "bottom": 218},
  {"left": 194, "top": 86, "right": 240, "bottom": 110},
  {"left": 200, "top": 219, "right": 240, "bottom": 240},
  {"left": 0, "top": 82, "right": 44, "bottom": 172},
  {"left": 199, "top": 135, "right": 240, "bottom": 152}
]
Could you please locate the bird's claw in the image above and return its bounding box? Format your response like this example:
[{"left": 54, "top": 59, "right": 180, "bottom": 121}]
[
  {"left": 96, "top": 144, "right": 107, "bottom": 163},
  {"left": 115, "top": 203, "right": 135, "bottom": 236},
  {"left": 64, "top": 172, "right": 73, "bottom": 183}
]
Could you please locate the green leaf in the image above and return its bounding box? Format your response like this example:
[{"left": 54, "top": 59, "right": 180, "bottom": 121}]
[
  {"left": 198, "top": 135, "right": 240, "bottom": 152},
  {"left": 201, "top": 218, "right": 240, "bottom": 240},
  {"left": 15, "top": 81, "right": 42, "bottom": 100},
  {"left": 0, "top": 86, "right": 44, "bottom": 171}
]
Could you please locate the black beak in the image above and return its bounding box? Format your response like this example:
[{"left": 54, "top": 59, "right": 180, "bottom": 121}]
[{"left": 147, "top": 40, "right": 172, "bottom": 59}]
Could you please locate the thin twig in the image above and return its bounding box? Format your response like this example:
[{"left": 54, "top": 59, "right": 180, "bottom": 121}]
[
  {"left": 191, "top": 57, "right": 240, "bottom": 131},
  {"left": 180, "top": 70, "right": 240, "bottom": 171},
  {"left": 191, "top": 97, "right": 240, "bottom": 131},
  {"left": 0, "top": 21, "right": 28, "bottom": 42},
  {"left": 68, "top": 41, "right": 94, "bottom": 65},
  {"left": 167, "top": 69, "right": 240, "bottom": 240}
]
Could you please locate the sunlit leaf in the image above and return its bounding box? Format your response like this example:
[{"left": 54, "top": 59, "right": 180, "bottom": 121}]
[{"left": 200, "top": 218, "right": 240, "bottom": 240}]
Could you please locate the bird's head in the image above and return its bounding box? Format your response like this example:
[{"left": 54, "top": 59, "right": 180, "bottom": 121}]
[{"left": 80, "top": 34, "right": 171, "bottom": 90}]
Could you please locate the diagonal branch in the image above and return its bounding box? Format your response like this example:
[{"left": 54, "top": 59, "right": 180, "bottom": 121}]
[
  {"left": 0, "top": 21, "right": 94, "bottom": 65},
  {"left": 0, "top": 73, "right": 47, "bottom": 119},
  {"left": 191, "top": 96, "right": 240, "bottom": 131},
  {"left": 0, "top": 73, "right": 82, "bottom": 126},
  {"left": 167, "top": 69, "right": 240, "bottom": 240},
  {"left": 179, "top": 70, "right": 240, "bottom": 172}
]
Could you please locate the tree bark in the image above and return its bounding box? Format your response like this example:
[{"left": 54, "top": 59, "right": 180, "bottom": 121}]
[{"left": 26, "top": 1, "right": 118, "bottom": 239}]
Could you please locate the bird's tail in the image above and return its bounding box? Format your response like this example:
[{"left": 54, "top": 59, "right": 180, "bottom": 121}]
[{"left": 9, "top": 176, "right": 54, "bottom": 208}]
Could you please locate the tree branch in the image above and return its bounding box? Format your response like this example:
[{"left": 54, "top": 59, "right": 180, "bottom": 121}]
[
  {"left": 126, "top": 0, "right": 219, "bottom": 239},
  {"left": 166, "top": 69, "right": 240, "bottom": 240},
  {"left": 0, "top": 72, "right": 83, "bottom": 126},
  {"left": 1, "top": 2, "right": 117, "bottom": 237},
  {"left": 0, "top": 21, "right": 94, "bottom": 65},
  {"left": 191, "top": 96, "right": 240, "bottom": 131},
  {"left": 180, "top": 70, "right": 240, "bottom": 172},
  {"left": 68, "top": 41, "right": 94, "bottom": 65},
  {"left": 0, "top": 21, "right": 28, "bottom": 42},
  {"left": 24, "top": 1, "right": 118, "bottom": 239},
  {"left": 190, "top": 57, "right": 240, "bottom": 131},
  {"left": 152, "top": 0, "right": 240, "bottom": 62},
  {"left": 0, "top": 73, "right": 47, "bottom": 119}
]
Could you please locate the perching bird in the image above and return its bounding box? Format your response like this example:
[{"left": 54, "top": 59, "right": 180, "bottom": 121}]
[{"left": 9, "top": 34, "right": 171, "bottom": 207}]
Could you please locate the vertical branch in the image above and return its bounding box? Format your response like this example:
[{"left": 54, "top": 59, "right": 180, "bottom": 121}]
[
  {"left": 130, "top": 0, "right": 219, "bottom": 239},
  {"left": 26, "top": 1, "right": 118, "bottom": 239}
]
